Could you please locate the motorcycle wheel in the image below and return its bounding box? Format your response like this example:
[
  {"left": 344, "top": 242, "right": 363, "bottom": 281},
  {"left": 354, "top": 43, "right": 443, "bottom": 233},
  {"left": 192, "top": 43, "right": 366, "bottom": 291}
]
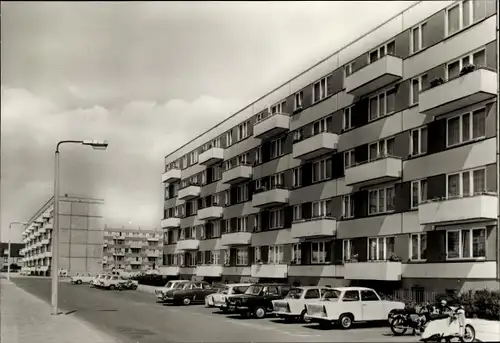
[
  {"left": 459, "top": 324, "right": 476, "bottom": 343},
  {"left": 390, "top": 317, "right": 408, "bottom": 336}
]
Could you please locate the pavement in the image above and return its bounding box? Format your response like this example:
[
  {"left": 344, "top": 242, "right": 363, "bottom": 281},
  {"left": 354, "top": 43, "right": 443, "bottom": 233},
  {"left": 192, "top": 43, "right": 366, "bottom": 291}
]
[{"left": 7, "top": 278, "right": 419, "bottom": 343}]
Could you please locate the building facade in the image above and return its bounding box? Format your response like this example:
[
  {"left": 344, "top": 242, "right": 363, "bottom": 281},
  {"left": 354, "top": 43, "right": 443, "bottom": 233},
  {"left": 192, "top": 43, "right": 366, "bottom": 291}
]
[
  {"left": 20, "top": 195, "right": 105, "bottom": 276},
  {"left": 1, "top": 243, "right": 24, "bottom": 271},
  {"left": 102, "top": 228, "right": 163, "bottom": 274},
  {"left": 160, "top": 0, "right": 499, "bottom": 293}
]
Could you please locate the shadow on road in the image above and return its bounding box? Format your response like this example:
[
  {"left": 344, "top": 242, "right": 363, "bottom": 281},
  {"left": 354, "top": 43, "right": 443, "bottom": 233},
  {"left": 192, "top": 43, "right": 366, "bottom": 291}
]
[{"left": 303, "top": 321, "right": 389, "bottom": 331}]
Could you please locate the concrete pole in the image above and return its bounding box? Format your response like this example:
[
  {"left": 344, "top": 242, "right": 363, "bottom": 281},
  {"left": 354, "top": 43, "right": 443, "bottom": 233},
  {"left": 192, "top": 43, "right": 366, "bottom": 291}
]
[{"left": 51, "top": 150, "right": 60, "bottom": 315}]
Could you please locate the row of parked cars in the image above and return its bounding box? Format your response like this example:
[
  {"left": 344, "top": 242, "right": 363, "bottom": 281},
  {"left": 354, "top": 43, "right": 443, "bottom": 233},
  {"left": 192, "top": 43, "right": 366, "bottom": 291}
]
[
  {"left": 70, "top": 273, "right": 138, "bottom": 290},
  {"left": 154, "top": 280, "right": 406, "bottom": 330}
]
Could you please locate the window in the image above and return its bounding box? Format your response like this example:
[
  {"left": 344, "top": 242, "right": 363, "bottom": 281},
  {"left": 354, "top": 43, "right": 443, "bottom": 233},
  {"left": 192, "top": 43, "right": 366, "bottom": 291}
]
[
  {"left": 447, "top": 168, "right": 486, "bottom": 198},
  {"left": 255, "top": 147, "right": 262, "bottom": 164},
  {"left": 271, "top": 137, "right": 285, "bottom": 158},
  {"left": 270, "top": 173, "right": 284, "bottom": 188},
  {"left": 236, "top": 248, "right": 248, "bottom": 266},
  {"left": 269, "top": 209, "right": 284, "bottom": 229},
  {"left": 292, "top": 167, "right": 302, "bottom": 187},
  {"left": 411, "top": 22, "right": 427, "bottom": 53},
  {"left": 447, "top": 108, "right": 486, "bottom": 147},
  {"left": 369, "top": 88, "right": 396, "bottom": 120},
  {"left": 411, "top": 179, "right": 428, "bottom": 209},
  {"left": 446, "top": 228, "right": 486, "bottom": 259},
  {"left": 344, "top": 63, "right": 353, "bottom": 77},
  {"left": 369, "top": 40, "right": 396, "bottom": 63},
  {"left": 268, "top": 245, "right": 284, "bottom": 264},
  {"left": 312, "top": 116, "right": 332, "bottom": 135},
  {"left": 410, "top": 233, "right": 427, "bottom": 261},
  {"left": 343, "top": 239, "right": 354, "bottom": 261},
  {"left": 312, "top": 199, "right": 331, "bottom": 218},
  {"left": 446, "top": 0, "right": 487, "bottom": 36},
  {"left": 343, "top": 290, "right": 360, "bottom": 302},
  {"left": 182, "top": 155, "right": 187, "bottom": 168},
  {"left": 237, "top": 121, "right": 249, "bottom": 141},
  {"left": 343, "top": 106, "right": 352, "bottom": 130},
  {"left": 410, "top": 126, "right": 428, "bottom": 156},
  {"left": 305, "top": 289, "right": 321, "bottom": 299},
  {"left": 410, "top": 74, "right": 428, "bottom": 105},
  {"left": 313, "top": 76, "right": 330, "bottom": 103},
  {"left": 224, "top": 190, "right": 229, "bottom": 206},
  {"left": 361, "top": 290, "right": 380, "bottom": 301},
  {"left": 254, "top": 247, "right": 261, "bottom": 263},
  {"left": 311, "top": 241, "right": 329, "bottom": 264},
  {"left": 291, "top": 243, "right": 301, "bottom": 264},
  {"left": 293, "top": 129, "right": 303, "bottom": 142},
  {"left": 294, "top": 91, "right": 303, "bottom": 110},
  {"left": 344, "top": 149, "right": 355, "bottom": 169},
  {"left": 293, "top": 205, "right": 302, "bottom": 221},
  {"left": 368, "top": 236, "right": 396, "bottom": 260},
  {"left": 213, "top": 221, "right": 221, "bottom": 238},
  {"left": 271, "top": 101, "right": 285, "bottom": 114},
  {"left": 223, "top": 250, "right": 230, "bottom": 265},
  {"left": 237, "top": 153, "right": 249, "bottom": 166},
  {"left": 237, "top": 216, "right": 248, "bottom": 232},
  {"left": 342, "top": 194, "right": 354, "bottom": 219},
  {"left": 368, "top": 186, "right": 395, "bottom": 214},
  {"left": 237, "top": 184, "right": 249, "bottom": 203},
  {"left": 312, "top": 157, "right": 332, "bottom": 182},
  {"left": 447, "top": 49, "right": 486, "bottom": 80},
  {"left": 226, "top": 131, "right": 232, "bottom": 147},
  {"left": 368, "top": 137, "right": 395, "bottom": 161},
  {"left": 254, "top": 213, "right": 261, "bottom": 232}
]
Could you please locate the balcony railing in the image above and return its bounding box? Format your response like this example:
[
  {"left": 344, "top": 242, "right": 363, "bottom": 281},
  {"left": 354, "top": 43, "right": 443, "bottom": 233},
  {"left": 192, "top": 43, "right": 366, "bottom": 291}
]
[
  {"left": 251, "top": 185, "right": 289, "bottom": 208},
  {"left": 291, "top": 216, "right": 336, "bottom": 239},
  {"left": 292, "top": 132, "right": 338, "bottom": 160},
  {"left": 343, "top": 261, "right": 403, "bottom": 281},
  {"left": 162, "top": 168, "right": 182, "bottom": 183},
  {"left": 198, "top": 147, "right": 224, "bottom": 166},
  {"left": 253, "top": 113, "right": 290, "bottom": 140},
  {"left": 178, "top": 183, "right": 202, "bottom": 200},
  {"left": 344, "top": 155, "right": 402, "bottom": 187},
  {"left": 222, "top": 162, "right": 253, "bottom": 184}
]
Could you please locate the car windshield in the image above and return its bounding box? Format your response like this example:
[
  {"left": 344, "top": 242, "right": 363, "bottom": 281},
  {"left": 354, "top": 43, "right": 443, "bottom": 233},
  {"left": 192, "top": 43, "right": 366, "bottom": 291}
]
[
  {"left": 285, "top": 288, "right": 304, "bottom": 299},
  {"left": 164, "top": 281, "right": 173, "bottom": 288},
  {"left": 218, "top": 287, "right": 228, "bottom": 294},
  {"left": 105, "top": 276, "right": 111, "bottom": 280},
  {"left": 232, "top": 286, "right": 249, "bottom": 295},
  {"left": 322, "top": 290, "right": 341, "bottom": 301},
  {"left": 245, "top": 285, "right": 263, "bottom": 295},
  {"left": 173, "top": 283, "right": 187, "bottom": 289}
]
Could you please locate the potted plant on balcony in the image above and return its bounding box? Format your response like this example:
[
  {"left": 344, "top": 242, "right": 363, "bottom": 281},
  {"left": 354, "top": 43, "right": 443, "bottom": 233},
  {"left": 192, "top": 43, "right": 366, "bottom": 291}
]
[
  {"left": 388, "top": 254, "right": 401, "bottom": 262},
  {"left": 429, "top": 77, "right": 444, "bottom": 88},
  {"left": 459, "top": 64, "right": 476, "bottom": 76}
]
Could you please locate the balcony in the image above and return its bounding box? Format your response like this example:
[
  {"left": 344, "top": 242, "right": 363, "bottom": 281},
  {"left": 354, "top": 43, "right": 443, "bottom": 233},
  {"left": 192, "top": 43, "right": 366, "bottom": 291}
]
[
  {"left": 252, "top": 187, "right": 289, "bottom": 208},
  {"left": 34, "top": 232, "right": 41, "bottom": 237},
  {"left": 222, "top": 164, "right": 253, "bottom": 184},
  {"left": 196, "top": 265, "right": 223, "bottom": 277},
  {"left": 147, "top": 250, "right": 161, "bottom": 258},
  {"left": 343, "top": 261, "right": 403, "bottom": 281},
  {"left": 147, "top": 236, "right": 160, "bottom": 242},
  {"left": 159, "top": 266, "right": 180, "bottom": 275},
  {"left": 345, "top": 55, "right": 403, "bottom": 96},
  {"left": 130, "top": 259, "right": 142, "bottom": 265},
  {"left": 291, "top": 216, "right": 337, "bottom": 239},
  {"left": 176, "top": 239, "right": 200, "bottom": 251},
  {"left": 197, "top": 206, "right": 224, "bottom": 220},
  {"left": 129, "top": 242, "right": 143, "bottom": 249},
  {"left": 344, "top": 156, "right": 402, "bottom": 187},
  {"left": 34, "top": 217, "right": 44, "bottom": 224},
  {"left": 45, "top": 223, "right": 53, "bottom": 230},
  {"left": 161, "top": 217, "right": 181, "bottom": 229},
  {"left": 251, "top": 264, "right": 288, "bottom": 278},
  {"left": 221, "top": 231, "right": 252, "bottom": 246},
  {"left": 42, "top": 211, "right": 51, "bottom": 219},
  {"left": 178, "top": 185, "right": 201, "bottom": 201},
  {"left": 199, "top": 147, "right": 224, "bottom": 166},
  {"left": 44, "top": 251, "right": 52, "bottom": 258},
  {"left": 292, "top": 132, "right": 339, "bottom": 160},
  {"left": 418, "top": 194, "right": 498, "bottom": 225},
  {"left": 38, "top": 227, "right": 46, "bottom": 234},
  {"left": 419, "top": 68, "right": 497, "bottom": 117},
  {"left": 41, "top": 239, "right": 50, "bottom": 245},
  {"left": 253, "top": 113, "right": 290, "bottom": 140},
  {"left": 114, "top": 250, "right": 125, "bottom": 256},
  {"left": 162, "top": 168, "right": 181, "bottom": 183}
]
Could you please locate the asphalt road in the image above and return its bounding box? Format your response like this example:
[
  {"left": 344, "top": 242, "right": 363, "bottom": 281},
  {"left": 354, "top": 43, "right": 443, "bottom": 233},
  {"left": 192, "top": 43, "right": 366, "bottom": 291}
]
[{"left": 13, "top": 278, "right": 418, "bottom": 343}]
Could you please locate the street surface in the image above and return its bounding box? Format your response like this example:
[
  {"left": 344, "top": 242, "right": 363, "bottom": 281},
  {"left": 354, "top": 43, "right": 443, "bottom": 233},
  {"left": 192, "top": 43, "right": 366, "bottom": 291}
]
[{"left": 13, "top": 278, "right": 418, "bottom": 343}]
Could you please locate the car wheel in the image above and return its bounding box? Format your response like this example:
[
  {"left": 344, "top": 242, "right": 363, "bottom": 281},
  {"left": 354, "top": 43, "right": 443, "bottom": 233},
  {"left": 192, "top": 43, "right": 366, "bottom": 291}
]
[
  {"left": 183, "top": 297, "right": 191, "bottom": 306},
  {"left": 339, "top": 313, "right": 354, "bottom": 329},
  {"left": 254, "top": 306, "right": 266, "bottom": 319},
  {"left": 300, "top": 309, "right": 311, "bottom": 323},
  {"left": 109, "top": 285, "right": 115, "bottom": 290},
  {"left": 76, "top": 280, "right": 82, "bottom": 285}
]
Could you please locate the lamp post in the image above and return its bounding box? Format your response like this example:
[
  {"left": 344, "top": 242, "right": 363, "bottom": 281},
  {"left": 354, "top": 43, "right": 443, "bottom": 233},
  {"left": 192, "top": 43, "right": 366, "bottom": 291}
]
[
  {"left": 51, "top": 140, "right": 108, "bottom": 315},
  {"left": 7, "top": 221, "right": 28, "bottom": 280}
]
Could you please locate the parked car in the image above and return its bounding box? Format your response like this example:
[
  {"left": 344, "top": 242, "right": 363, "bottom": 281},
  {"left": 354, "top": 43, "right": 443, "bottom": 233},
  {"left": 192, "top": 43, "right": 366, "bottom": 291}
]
[
  {"left": 305, "top": 287, "right": 405, "bottom": 329},
  {"left": 96, "top": 275, "right": 127, "bottom": 290},
  {"left": 90, "top": 274, "right": 107, "bottom": 288},
  {"left": 272, "top": 286, "right": 334, "bottom": 323},
  {"left": 205, "top": 283, "right": 251, "bottom": 312},
  {"left": 155, "top": 280, "right": 190, "bottom": 302},
  {"left": 70, "top": 273, "right": 94, "bottom": 285},
  {"left": 116, "top": 277, "right": 139, "bottom": 290},
  {"left": 226, "top": 283, "right": 291, "bottom": 319},
  {"left": 205, "top": 285, "right": 227, "bottom": 307},
  {"left": 162, "top": 281, "right": 217, "bottom": 305}
]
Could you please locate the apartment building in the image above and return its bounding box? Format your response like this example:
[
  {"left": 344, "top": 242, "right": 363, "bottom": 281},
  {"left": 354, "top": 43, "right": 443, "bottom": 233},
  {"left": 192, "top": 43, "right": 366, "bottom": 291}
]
[
  {"left": 102, "top": 228, "right": 163, "bottom": 274},
  {"left": 160, "top": 0, "right": 499, "bottom": 293},
  {"left": 1, "top": 243, "right": 24, "bottom": 271},
  {"left": 20, "top": 195, "right": 105, "bottom": 276}
]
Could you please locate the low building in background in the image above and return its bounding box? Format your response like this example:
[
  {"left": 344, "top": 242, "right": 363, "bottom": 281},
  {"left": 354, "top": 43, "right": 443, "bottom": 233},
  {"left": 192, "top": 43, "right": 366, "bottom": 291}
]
[
  {"left": 20, "top": 195, "right": 105, "bottom": 276},
  {"left": 102, "top": 227, "right": 163, "bottom": 276},
  {"left": 1, "top": 242, "right": 25, "bottom": 271}
]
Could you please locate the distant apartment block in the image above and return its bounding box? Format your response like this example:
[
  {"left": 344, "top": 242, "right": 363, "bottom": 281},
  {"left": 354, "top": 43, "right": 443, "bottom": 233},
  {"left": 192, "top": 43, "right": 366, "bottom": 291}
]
[
  {"left": 102, "top": 227, "right": 163, "bottom": 274},
  {"left": 20, "top": 195, "right": 105, "bottom": 276},
  {"left": 160, "top": 0, "right": 499, "bottom": 294},
  {"left": 1, "top": 243, "right": 24, "bottom": 270}
]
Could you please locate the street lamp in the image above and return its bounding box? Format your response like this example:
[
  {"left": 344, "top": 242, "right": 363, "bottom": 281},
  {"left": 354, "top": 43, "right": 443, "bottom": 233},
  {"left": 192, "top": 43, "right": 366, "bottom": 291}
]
[
  {"left": 51, "top": 140, "right": 108, "bottom": 315},
  {"left": 7, "top": 221, "right": 28, "bottom": 280}
]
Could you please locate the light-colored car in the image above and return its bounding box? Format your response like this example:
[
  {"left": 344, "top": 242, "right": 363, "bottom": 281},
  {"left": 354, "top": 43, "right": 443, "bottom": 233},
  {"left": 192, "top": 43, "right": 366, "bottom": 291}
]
[
  {"left": 70, "top": 273, "right": 94, "bottom": 285},
  {"left": 90, "top": 274, "right": 107, "bottom": 287},
  {"left": 205, "top": 283, "right": 251, "bottom": 311},
  {"left": 305, "top": 287, "right": 405, "bottom": 329},
  {"left": 154, "top": 280, "right": 190, "bottom": 301},
  {"left": 97, "top": 275, "right": 128, "bottom": 290},
  {"left": 272, "top": 286, "right": 333, "bottom": 323}
]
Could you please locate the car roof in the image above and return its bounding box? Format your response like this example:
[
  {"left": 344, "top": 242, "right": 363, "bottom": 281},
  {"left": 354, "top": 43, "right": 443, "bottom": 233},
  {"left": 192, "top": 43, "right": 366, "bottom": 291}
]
[
  {"left": 252, "top": 283, "right": 289, "bottom": 286},
  {"left": 227, "top": 283, "right": 252, "bottom": 287},
  {"left": 291, "top": 286, "right": 332, "bottom": 290},
  {"left": 334, "top": 287, "right": 375, "bottom": 292},
  {"left": 171, "top": 280, "right": 190, "bottom": 283}
]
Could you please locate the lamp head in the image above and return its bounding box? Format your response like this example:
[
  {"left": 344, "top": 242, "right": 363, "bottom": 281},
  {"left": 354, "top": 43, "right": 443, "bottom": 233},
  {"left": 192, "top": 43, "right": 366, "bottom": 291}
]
[{"left": 82, "top": 140, "right": 108, "bottom": 150}]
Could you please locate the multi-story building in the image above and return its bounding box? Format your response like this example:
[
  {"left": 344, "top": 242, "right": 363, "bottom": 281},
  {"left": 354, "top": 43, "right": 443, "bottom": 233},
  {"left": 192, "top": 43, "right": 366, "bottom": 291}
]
[
  {"left": 20, "top": 195, "right": 105, "bottom": 276},
  {"left": 102, "top": 227, "right": 163, "bottom": 274},
  {"left": 1, "top": 243, "right": 25, "bottom": 271},
  {"left": 160, "top": 0, "right": 499, "bottom": 293}
]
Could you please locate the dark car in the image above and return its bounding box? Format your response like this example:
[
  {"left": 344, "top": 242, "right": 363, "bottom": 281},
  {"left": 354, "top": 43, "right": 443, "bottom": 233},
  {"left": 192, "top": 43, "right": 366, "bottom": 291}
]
[
  {"left": 226, "top": 283, "right": 291, "bottom": 319},
  {"left": 163, "top": 281, "right": 217, "bottom": 305}
]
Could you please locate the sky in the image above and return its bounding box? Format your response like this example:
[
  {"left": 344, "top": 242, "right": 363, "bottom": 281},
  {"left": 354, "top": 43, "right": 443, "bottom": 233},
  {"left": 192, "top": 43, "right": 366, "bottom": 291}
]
[{"left": 1, "top": 1, "right": 416, "bottom": 242}]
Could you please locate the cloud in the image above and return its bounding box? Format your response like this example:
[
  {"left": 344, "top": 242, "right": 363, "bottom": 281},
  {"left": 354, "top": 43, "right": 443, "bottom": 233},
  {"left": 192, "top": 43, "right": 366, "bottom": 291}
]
[{"left": 1, "top": 85, "right": 245, "bottom": 241}]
